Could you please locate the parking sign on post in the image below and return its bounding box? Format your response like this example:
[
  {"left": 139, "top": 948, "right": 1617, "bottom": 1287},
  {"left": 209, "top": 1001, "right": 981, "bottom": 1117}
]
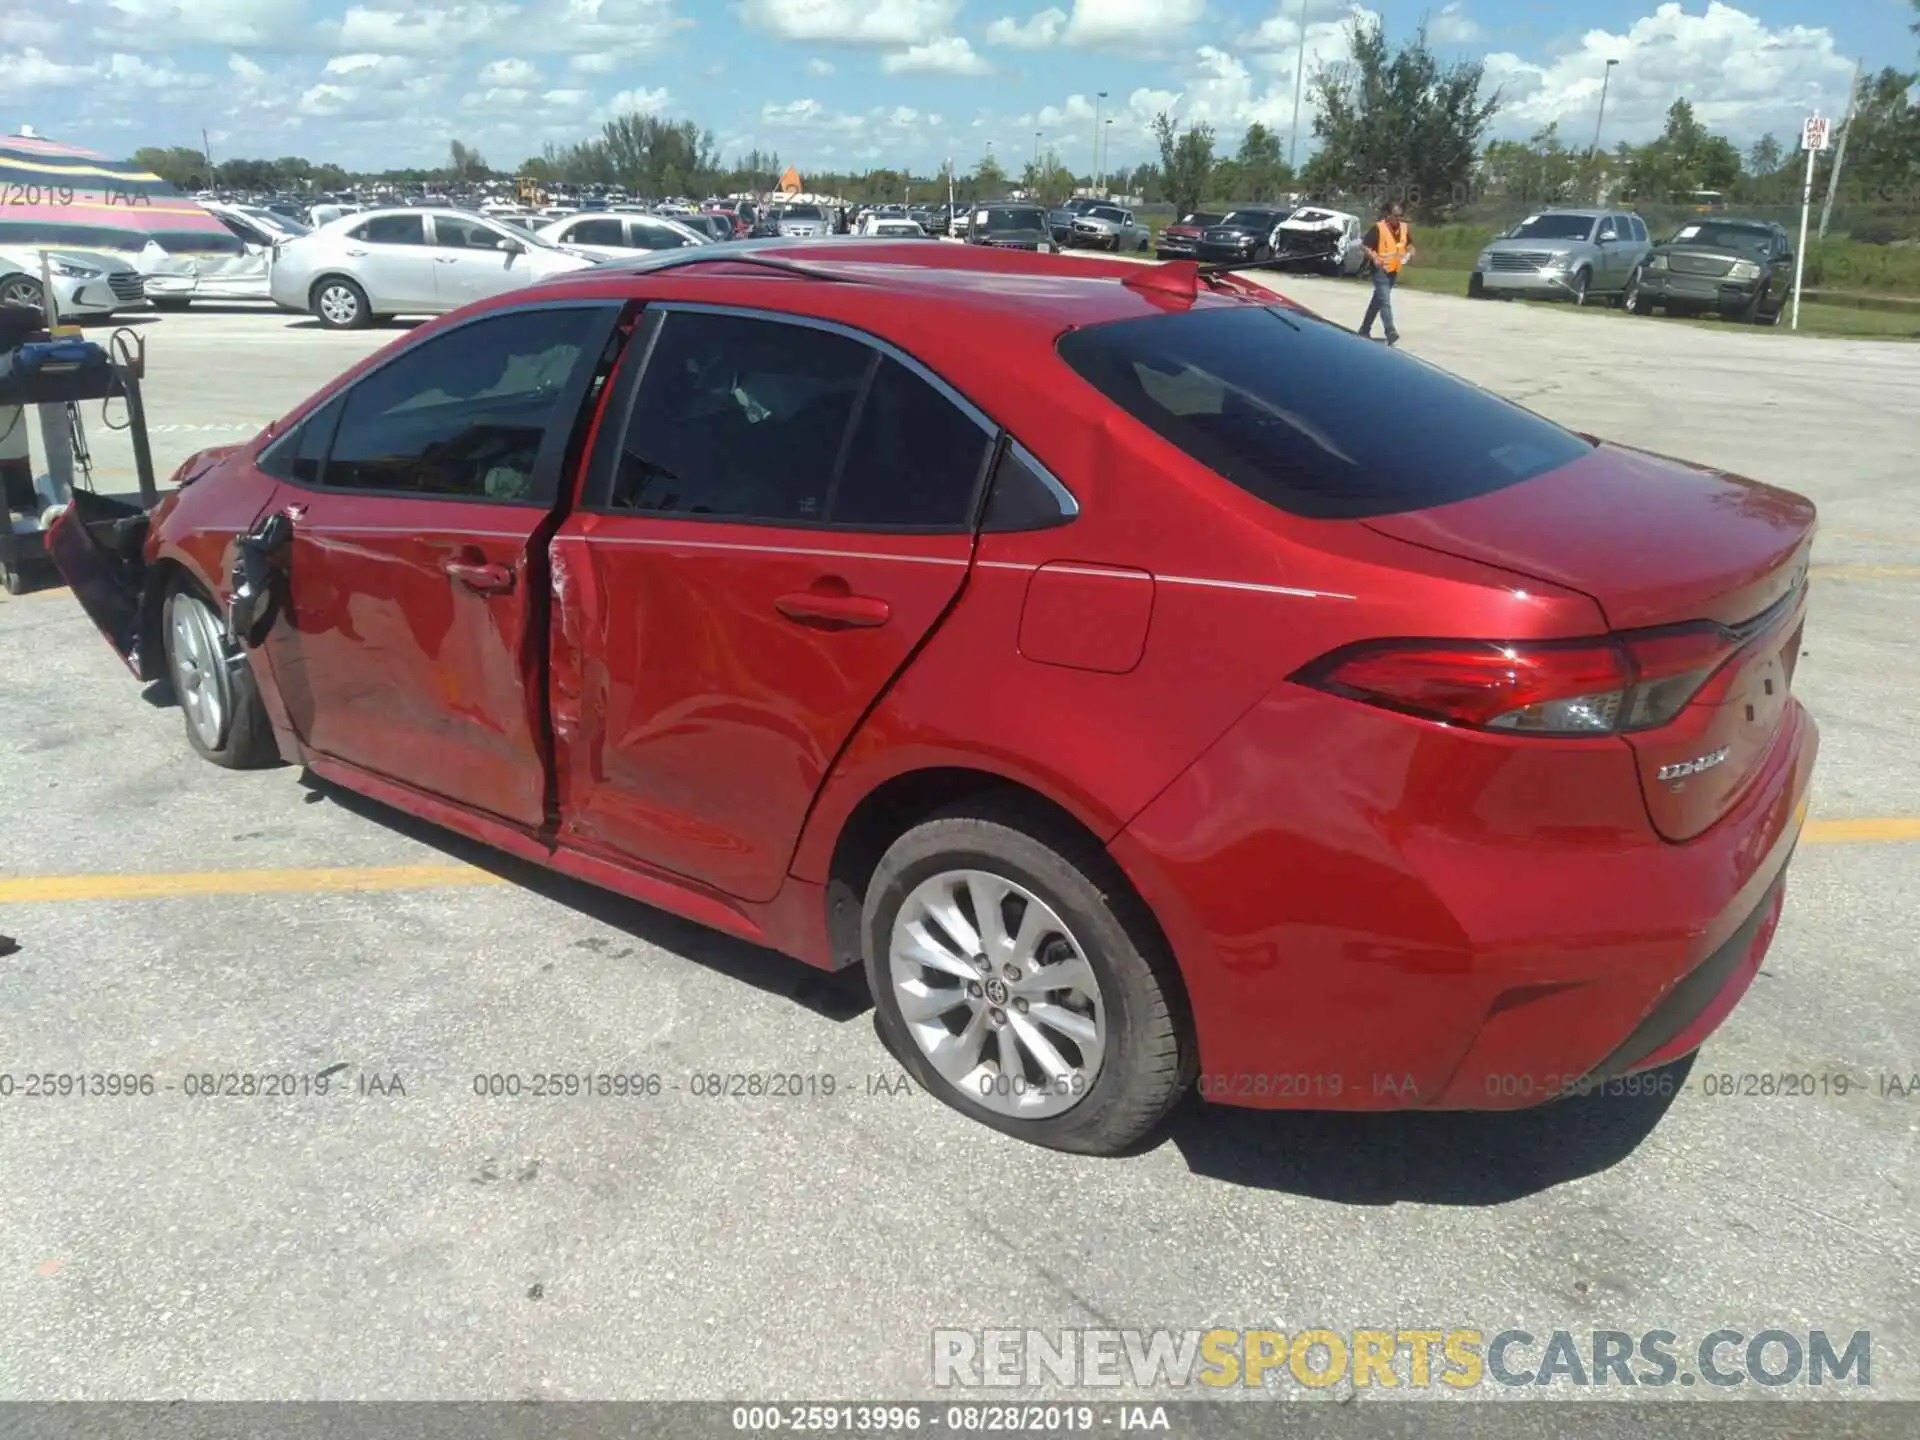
[{"left": 1791, "top": 114, "right": 1827, "bottom": 331}]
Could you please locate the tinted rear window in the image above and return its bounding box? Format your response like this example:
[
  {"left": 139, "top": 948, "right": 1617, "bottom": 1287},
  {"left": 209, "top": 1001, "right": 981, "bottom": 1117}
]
[{"left": 1055, "top": 305, "right": 1592, "bottom": 519}]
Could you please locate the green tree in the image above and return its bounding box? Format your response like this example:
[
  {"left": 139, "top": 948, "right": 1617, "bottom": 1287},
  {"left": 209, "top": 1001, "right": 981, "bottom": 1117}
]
[
  {"left": 1020, "top": 148, "right": 1076, "bottom": 204},
  {"left": 968, "top": 151, "right": 1008, "bottom": 200},
  {"left": 1152, "top": 111, "right": 1216, "bottom": 218},
  {"left": 1229, "top": 121, "right": 1293, "bottom": 200},
  {"left": 132, "top": 145, "right": 210, "bottom": 191},
  {"left": 1299, "top": 17, "right": 1500, "bottom": 219},
  {"left": 1620, "top": 99, "right": 1741, "bottom": 202},
  {"left": 1746, "top": 133, "right": 1783, "bottom": 175}
]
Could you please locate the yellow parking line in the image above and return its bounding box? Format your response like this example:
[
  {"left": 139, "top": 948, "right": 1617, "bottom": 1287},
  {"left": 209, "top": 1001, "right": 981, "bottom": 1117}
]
[
  {"left": 1802, "top": 817, "right": 1920, "bottom": 845},
  {"left": 0, "top": 864, "right": 501, "bottom": 904},
  {"left": 1, "top": 820, "right": 1917, "bottom": 906}
]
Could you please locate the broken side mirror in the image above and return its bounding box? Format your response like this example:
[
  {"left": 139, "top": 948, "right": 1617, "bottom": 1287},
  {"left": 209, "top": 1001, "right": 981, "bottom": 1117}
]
[{"left": 226, "top": 510, "right": 294, "bottom": 648}]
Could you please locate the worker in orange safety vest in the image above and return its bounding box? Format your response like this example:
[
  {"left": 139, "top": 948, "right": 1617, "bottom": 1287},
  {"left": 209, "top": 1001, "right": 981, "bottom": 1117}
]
[{"left": 1358, "top": 199, "right": 1415, "bottom": 346}]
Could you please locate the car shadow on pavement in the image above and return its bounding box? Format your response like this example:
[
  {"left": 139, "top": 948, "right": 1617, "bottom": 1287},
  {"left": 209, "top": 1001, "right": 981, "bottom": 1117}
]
[
  {"left": 1161, "top": 1055, "right": 1694, "bottom": 1204},
  {"left": 301, "top": 770, "right": 874, "bottom": 1023},
  {"left": 284, "top": 317, "right": 425, "bottom": 332}
]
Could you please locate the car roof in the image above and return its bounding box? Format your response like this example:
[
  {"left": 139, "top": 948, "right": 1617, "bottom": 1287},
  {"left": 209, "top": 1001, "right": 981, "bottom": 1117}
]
[{"left": 535, "top": 238, "right": 1270, "bottom": 339}]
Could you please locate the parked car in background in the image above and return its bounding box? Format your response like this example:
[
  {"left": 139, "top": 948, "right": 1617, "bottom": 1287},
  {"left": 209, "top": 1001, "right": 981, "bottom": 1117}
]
[
  {"left": 0, "top": 245, "right": 145, "bottom": 322},
  {"left": 52, "top": 238, "right": 1819, "bottom": 1158},
  {"left": 1623, "top": 217, "right": 1794, "bottom": 324},
  {"left": 776, "top": 204, "right": 833, "bottom": 239},
  {"left": 965, "top": 204, "right": 1056, "bottom": 251},
  {"left": 1193, "top": 207, "right": 1292, "bottom": 263},
  {"left": 1154, "top": 211, "right": 1224, "bottom": 260},
  {"left": 1048, "top": 197, "right": 1104, "bottom": 246},
  {"left": 1269, "top": 206, "right": 1369, "bottom": 275},
  {"left": 1469, "top": 209, "right": 1652, "bottom": 306},
  {"left": 949, "top": 208, "right": 972, "bottom": 239},
  {"left": 858, "top": 217, "right": 933, "bottom": 239},
  {"left": 1066, "top": 204, "right": 1150, "bottom": 253},
  {"left": 269, "top": 207, "right": 597, "bottom": 328},
  {"left": 138, "top": 201, "right": 313, "bottom": 311},
  {"left": 683, "top": 213, "right": 737, "bottom": 243},
  {"left": 307, "top": 202, "right": 365, "bottom": 228},
  {"left": 536, "top": 213, "right": 711, "bottom": 260}
]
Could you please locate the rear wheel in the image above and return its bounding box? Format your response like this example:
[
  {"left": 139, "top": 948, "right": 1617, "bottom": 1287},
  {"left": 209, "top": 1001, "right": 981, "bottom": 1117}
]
[
  {"left": 311, "top": 276, "right": 370, "bottom": 330},
  {"left": 1569, "top": 268, "right": 1591, "bottom": 306},
  {"left": 863, "top": 804, "right": 1191, "bottom": 1154},
  {"left": 1, "top": 274, "right": 49, "bottom": 320},
  {"left": 163, "top": 584, "right": 279, "bottom": 769}
]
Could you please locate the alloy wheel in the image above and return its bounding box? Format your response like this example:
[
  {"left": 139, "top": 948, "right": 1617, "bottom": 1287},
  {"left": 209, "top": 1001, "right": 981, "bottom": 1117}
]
[
  {"left": 1, "top": 276, "right": 44, "bottom": 312},
  {"left": 168, "top": 593, "right": 230, "bottom": 752},
  {"left": 317, "top": 282, "right": 361, "bottom": 326},
  {"left": 887, "top": 868, "right": 1107, "bottom": 1120}
]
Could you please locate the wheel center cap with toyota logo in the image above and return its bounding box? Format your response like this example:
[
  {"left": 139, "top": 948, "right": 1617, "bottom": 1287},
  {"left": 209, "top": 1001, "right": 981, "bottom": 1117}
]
[{"left": 984, "top": 977, "right": 1010, "bottom": 1006}]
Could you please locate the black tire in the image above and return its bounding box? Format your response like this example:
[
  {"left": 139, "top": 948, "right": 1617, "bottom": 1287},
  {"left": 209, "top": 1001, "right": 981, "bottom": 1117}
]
[
  {"left": 1569, "top": 268, "right": 1591, "bottom": 306},
  {"left": 1467, "top": 272, "right": 1485, "bottom": 299},
  {"left": 150, "top": 298, "right": 192, "bottom": 312},
  {"left": 1254, "top": 243, "right": 1273, "bottom": 264},
  {"left": 1741, "top": 284, "right": 1773, "bottom": 325},
  {"left": 310, "top": 276, "right": 371, "bottom": 330},
  {"left": 1621, "top": 272, "right": 1651, "bottom": 315},
  {"left": 161, "top": 582, "right": 280, "bottom": 769},
  {"left": 862, "top": 801, "right": 1193, "bottom": 1155},
  {"left": 1, "top": 561, "right": 25, "bottom": 596},
  {"left": 1, "top": 274, "right": 50, "bottom": 321}
]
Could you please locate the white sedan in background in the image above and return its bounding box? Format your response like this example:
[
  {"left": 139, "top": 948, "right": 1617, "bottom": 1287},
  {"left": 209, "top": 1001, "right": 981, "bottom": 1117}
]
[
  {"left": 534, "top": 212, "right": 712, "bottom": 260},
  {"left": 269, "top": 208, "right": 598, "bottom": 328},
  {"left": 143, "top": 201, "right": 309, "bottom": 310},
  {"left": 0, "top": 246, "right": 146, "bottom": 321},
  {"left": 857, "top": 217, "right": 932, "bottom": 239}
]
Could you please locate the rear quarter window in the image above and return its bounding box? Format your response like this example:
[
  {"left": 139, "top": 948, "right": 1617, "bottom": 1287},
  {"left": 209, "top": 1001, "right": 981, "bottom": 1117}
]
[{"left": 1055, "top": 305, "right": 1593, "bottom": 519}]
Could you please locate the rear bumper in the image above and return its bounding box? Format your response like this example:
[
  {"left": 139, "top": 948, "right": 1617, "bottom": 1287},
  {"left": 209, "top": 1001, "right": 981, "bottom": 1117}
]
[{"left": 1109, "top": 687, "right": 1819, "bottom": 1110}]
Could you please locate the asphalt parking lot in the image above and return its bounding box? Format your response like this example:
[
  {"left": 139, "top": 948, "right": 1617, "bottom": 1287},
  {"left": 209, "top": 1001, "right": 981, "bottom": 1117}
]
[{"left": 2, "top": 284, "right": 1916, "bottom": 1405}]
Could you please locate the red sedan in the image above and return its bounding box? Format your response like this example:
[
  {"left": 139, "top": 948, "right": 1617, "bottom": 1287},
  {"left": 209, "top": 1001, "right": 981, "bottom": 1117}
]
[{"left": 52, "top": 240, "right": 1817, "bottom": 1154}]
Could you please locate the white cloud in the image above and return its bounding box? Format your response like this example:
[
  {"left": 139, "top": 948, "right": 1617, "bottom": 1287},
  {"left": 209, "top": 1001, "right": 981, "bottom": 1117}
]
[
  {"left": 324, "top": 52, "right": 413, "bottom": 76},
  {"left": 881, "top": 36, "right": 990, "bottom": 74},
  {"left": 228, "top": 53, "right": 267, "bottom": 83},
  {"left": 542, "top": 87, "right": 591, "bottom": 105},
  {"left": 0, "top": 12, "right": 65, "bottom": 47},
  {"left": 104, "top": 52, "right": 208, "bottom": 89},
  {"left": 332, "top": 3, "right": 512, "bottom": 53},
  {"left": 984, "top": 7, "right": 1065, "bottom": 47},
  {"left": 760, "top": 97, "right": 868, "bottom": 131},
  {"left": 100, "top": 0, "right": 307, "bottom": 47},
  {"left": 1429, "top": 3, "right": 1480, "bottom": 45},
  {"left": 1061, "top": 0, "right": 1205, "bottom": 48},
  {"left": 569, "top": 52, "right": 620, "bottom": 72},
  {"left": 605, "top": 85, "right": 673, "bottom": 114},
  {"left": 297, "top": 82, "right": 356, "bottom": 116},
  {"left": 739, "top": 0, "right": 960, "bottom": 46},
  {"left": 0, "top": 48, "right": 95, "bottom": 89},
  {"left": 1482, "top": 2, "right": 1855, "bottom": 144},
  {"left": 806, "top": 57, "right": 836, "bottom": 75},
  {"left": 478, "top": 56, "right": 540, "bottom": 86}
]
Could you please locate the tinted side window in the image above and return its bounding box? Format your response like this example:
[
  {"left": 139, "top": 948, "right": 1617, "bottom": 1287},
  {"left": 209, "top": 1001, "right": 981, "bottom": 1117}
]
[
  {"left": 630, "top": 222, "right": 695, "bottom": 250},
  {"left": 1056, "top": 306, "right": 1591, "bottom": 520},
  {"left": 613, "top": 311, "right": 870, "bottom": 521},
  {"left": 356, "top": 214, "right": 426, "bottom": 245},
  {"left": 571, "top": 218, "right": 624, "bottom": 246},
  {"left": 324, "top": 308, "right": 595, "bottom": 501},
  {"left": 832, "top": 357, "right": 990, "bottom": 529},
  {"left": 1632, "top": 216, "right": 1648, "bottom": 242},
  {"left": 256, "top": 396, "right": 342, "bottom": 484},
  {"left": 981, "top": 439, "right": 1077, "bottom": 532}
]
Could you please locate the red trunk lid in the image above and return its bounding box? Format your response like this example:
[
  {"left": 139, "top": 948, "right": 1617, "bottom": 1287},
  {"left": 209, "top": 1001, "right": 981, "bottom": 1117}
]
[{"left": 1365, "top": 442, "right": 1815, "bottom": 841}]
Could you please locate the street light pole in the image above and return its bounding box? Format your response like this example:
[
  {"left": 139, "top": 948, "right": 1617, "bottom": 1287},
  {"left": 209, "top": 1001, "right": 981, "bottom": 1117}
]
[
  {"left": 1093, "top": 91, "right": 1106, "bottom": 196},
  {"left": 1287, "top": 0, "right": 1308, "bottom": 172},
  {"left": 1588, "top": 57, "right": 1618, "bottom": 200},
  {"left": 1104, "top": 119, "right": 1114, "bottom": 197}
]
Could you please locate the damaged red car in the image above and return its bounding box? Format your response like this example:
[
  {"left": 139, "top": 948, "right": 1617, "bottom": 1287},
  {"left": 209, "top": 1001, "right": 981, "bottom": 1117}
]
[{"left": 52, "top": 240, "right": 1818, "bottom": 1154}]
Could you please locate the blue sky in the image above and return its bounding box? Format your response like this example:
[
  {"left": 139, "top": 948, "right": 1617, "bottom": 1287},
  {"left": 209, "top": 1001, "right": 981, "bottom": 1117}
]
[{"left": 3, "top": 0, "right": 1912, "bottom": 175}]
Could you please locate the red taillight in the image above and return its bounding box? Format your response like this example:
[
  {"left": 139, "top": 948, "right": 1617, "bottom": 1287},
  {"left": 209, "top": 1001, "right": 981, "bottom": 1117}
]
[{"left": 1299, "top": 623, "right": 1736, "bottom": 736}]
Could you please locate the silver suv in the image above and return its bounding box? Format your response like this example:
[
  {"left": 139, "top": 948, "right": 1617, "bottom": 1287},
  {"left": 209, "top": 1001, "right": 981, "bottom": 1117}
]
[{"left": 1469, "top": 209, "right": 1652, "bottom": 305}]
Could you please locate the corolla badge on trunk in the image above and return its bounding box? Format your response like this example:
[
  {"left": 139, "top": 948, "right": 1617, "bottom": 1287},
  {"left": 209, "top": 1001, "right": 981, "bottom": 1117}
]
[{"left": 1657, "top": 747, "right": 1731, "bottom": 783}]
